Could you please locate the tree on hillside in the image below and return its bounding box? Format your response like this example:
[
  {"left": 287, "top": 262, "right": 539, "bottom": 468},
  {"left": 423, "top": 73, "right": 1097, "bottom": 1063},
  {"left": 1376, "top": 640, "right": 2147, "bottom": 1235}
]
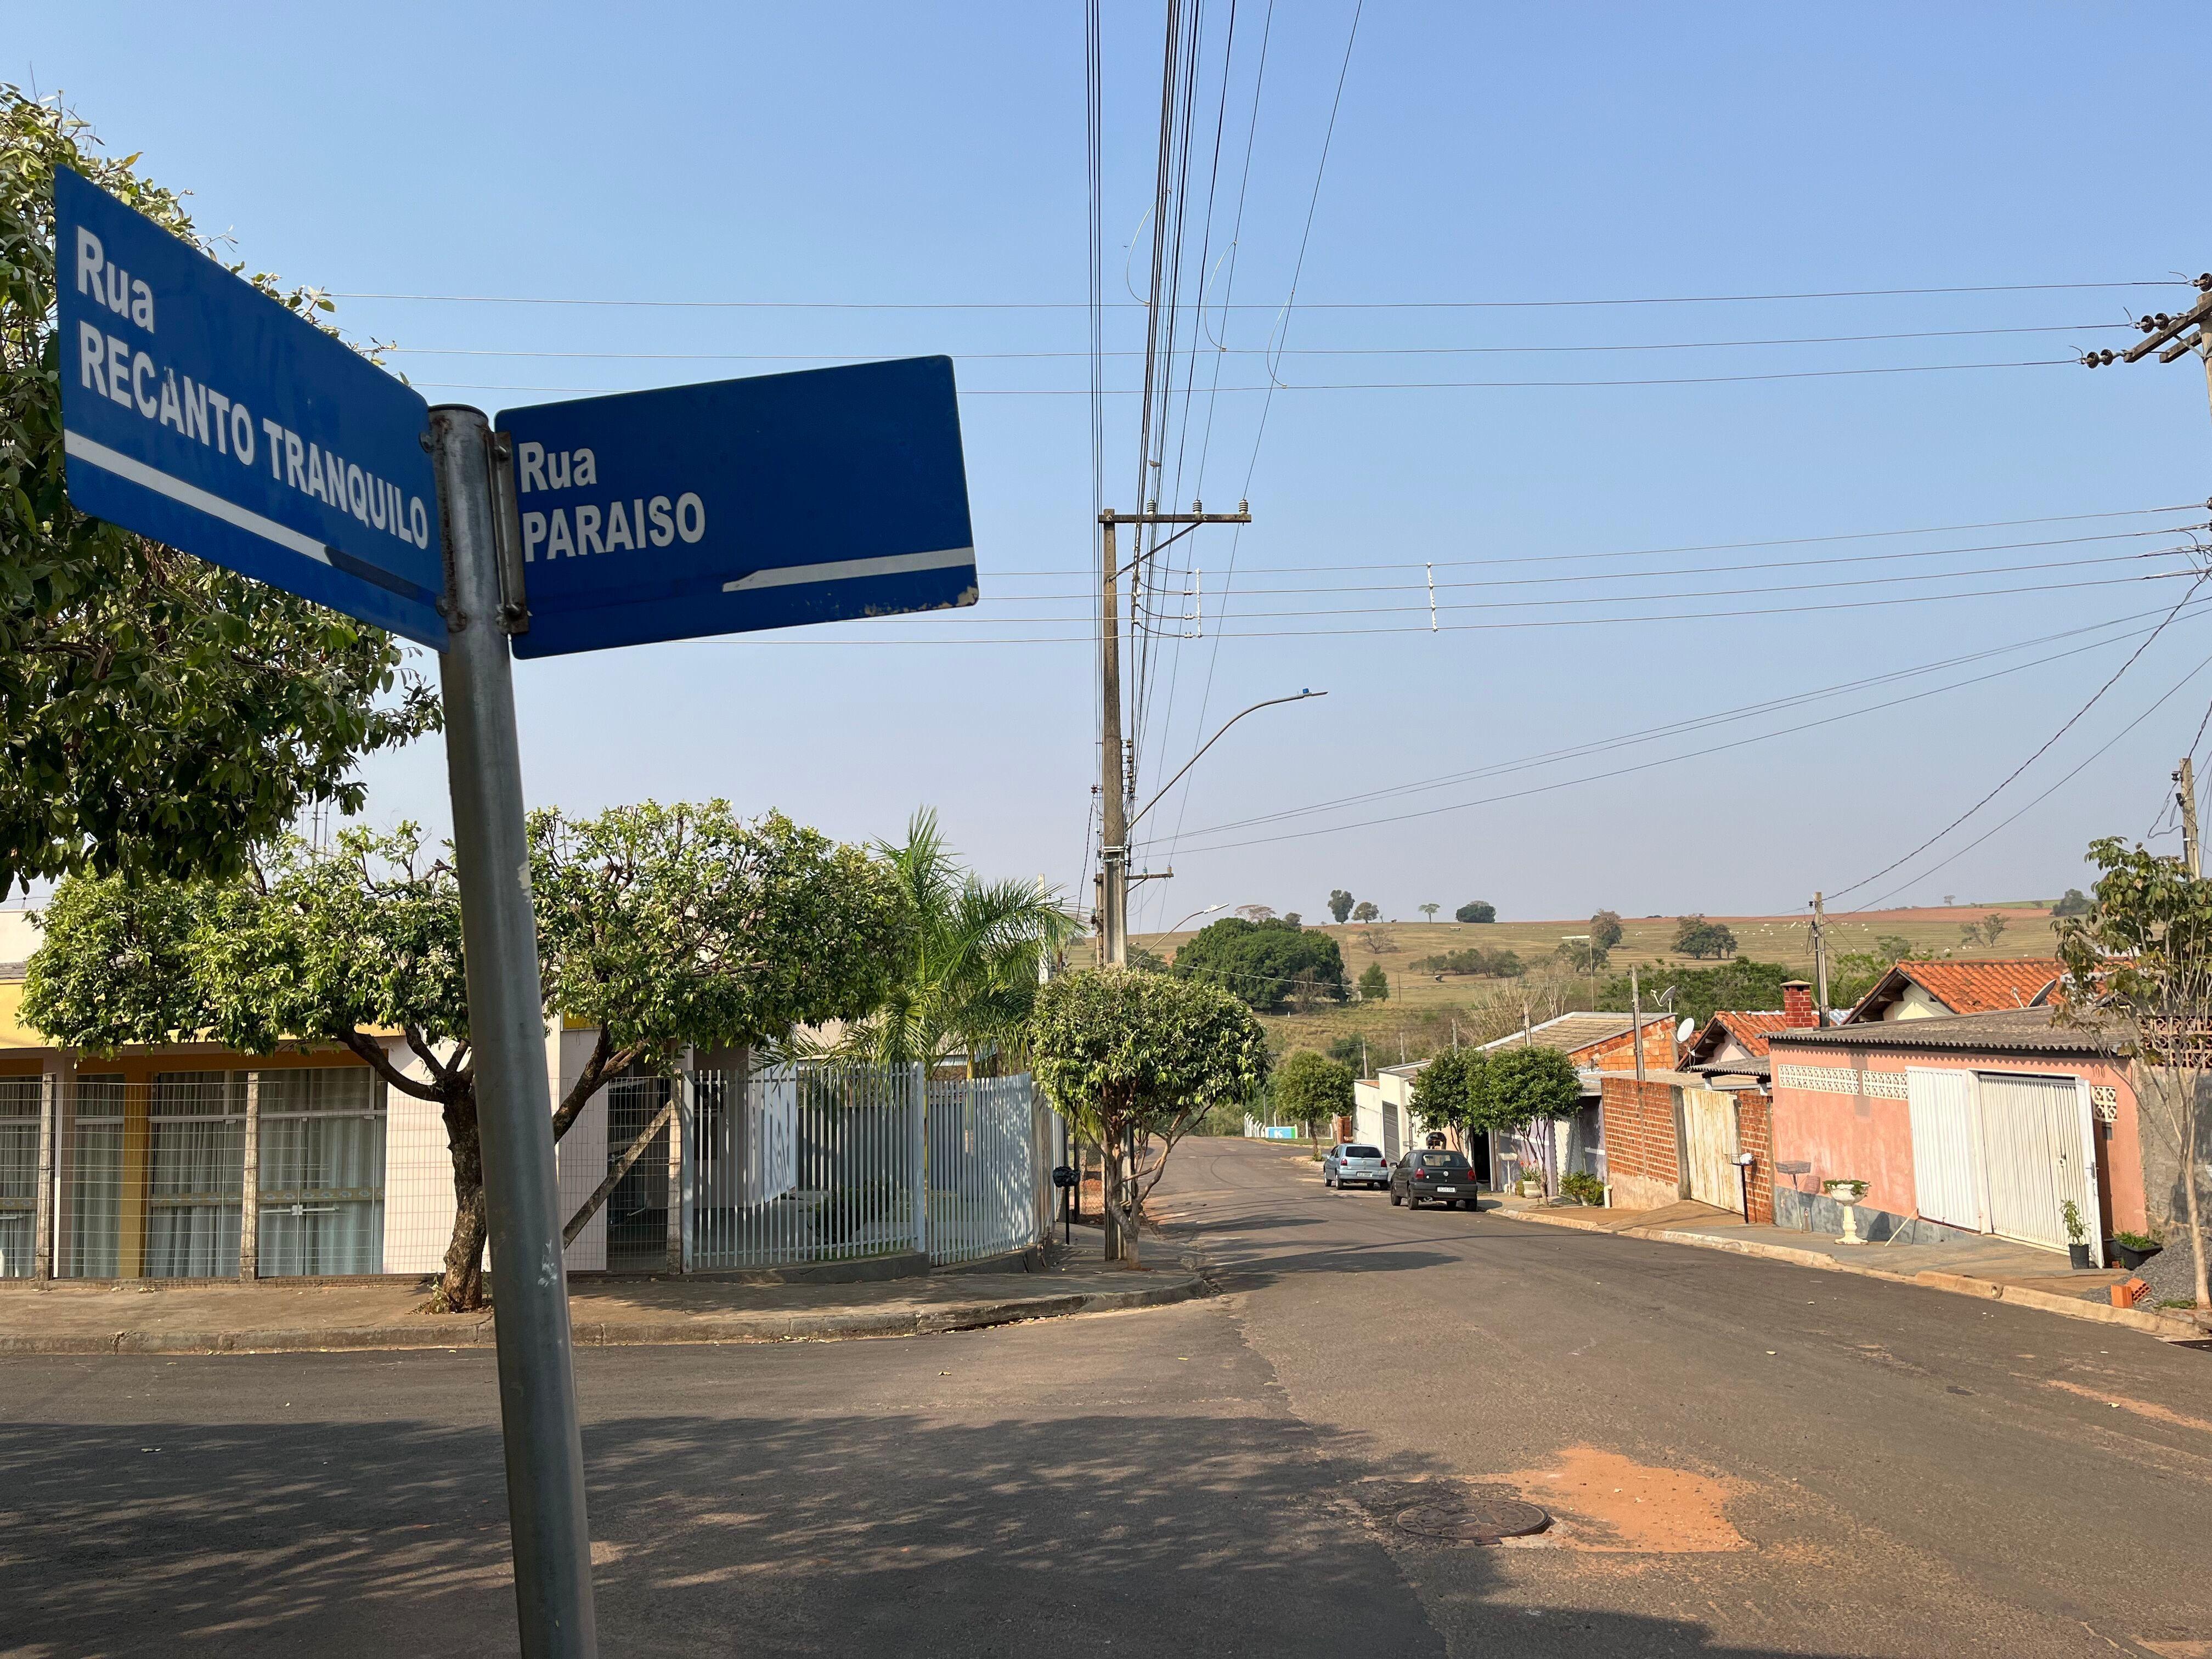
[
  {"left": 1557, "top": 939, "right": 1609, "bottom": 975},
  {"left": 821, "top": 809, "right": 1073, "bottom": 1073},
  {"left": 1236, "top": 904, "right": 1277, "bottom": 922},
  {"left": 1875, "top": 934, "right": 1914, "bottom": 959},
  {"left": 1672, "top": 916, "right": 1738, "bottom": 960},
  {"left": 1601, "top": 957, "right": 1790, "bottom": 1025},
  {"left": 1328, "top": 889, "right": 1354, "bottom": 924},
  {"left": 1273, "top": 1049, "right": 1354, "bottom": 1134},
  {"left": 1412, "top": 945, "right": 1526, "bottom": 979},
  {"left": 1456, "top": 900, "right": 1497, "bottom": 924},
  {"left": 1589, "top": 910, "right": 1624, "bottom": 953},
  {"left": 1028, "top": 968, "right": 1268, "bottom": 1265},
  {"left": 1358, "top": 964, "right": 1390, "bottom": 1001},
  {"left": 2055, "top": 838, "right": 2212, "bottom": 1310},
  {"left": 1420, "top": 902, "right": 1441, "bottom": 922},
  {"left": 2051, "top": 889, "right": 2093, "bottom": 919},
  {"left": 1, "top": 87, "right": 439, "bottom": 898},
  {"left": 1171, "top": 915, "right": 1347, "bottom": 1011},
  {"left": 1352, "top": 900, "right": 1381, "bottom": 922},
  {"left": 23, "top": 805, "right": 905, "bottom": 1311}
]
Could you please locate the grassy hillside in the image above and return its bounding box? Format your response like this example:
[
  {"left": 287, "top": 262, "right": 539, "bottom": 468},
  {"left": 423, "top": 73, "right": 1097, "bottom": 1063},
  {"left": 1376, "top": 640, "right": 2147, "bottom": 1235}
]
[{"left": 1129, "top": 902, "right": 2061, "bottom": 1065}]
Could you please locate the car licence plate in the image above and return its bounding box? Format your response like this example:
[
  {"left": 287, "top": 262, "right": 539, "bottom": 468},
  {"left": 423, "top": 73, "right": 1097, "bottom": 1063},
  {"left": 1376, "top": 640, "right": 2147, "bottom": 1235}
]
[{"left": 1435, "top": 1186, "right": 1457, "bottom": 1194}]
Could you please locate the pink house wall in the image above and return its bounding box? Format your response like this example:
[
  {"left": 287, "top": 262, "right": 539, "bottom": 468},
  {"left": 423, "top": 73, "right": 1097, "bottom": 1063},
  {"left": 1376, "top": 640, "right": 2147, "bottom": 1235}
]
[{"left": 1770, "top": 1045, "right": 2146, "bottom": 1237}]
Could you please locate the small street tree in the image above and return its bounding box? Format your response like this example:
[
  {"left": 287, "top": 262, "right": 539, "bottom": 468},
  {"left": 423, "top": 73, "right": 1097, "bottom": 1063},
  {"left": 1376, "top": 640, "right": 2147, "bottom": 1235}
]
[
  {"left": 1412, "top": 1046, "right": 1488, "bottom": 1154},
  {"left": 1358, "top": 964, "right": 1390, "bottom": 1001},
  {"left": 1328, "top": 889, "right": 1355, "bottom": 924},
  {"left": 24, "top": 804, "right": 904, "bottom": 1311},
  {"left": 1273, "top": 1049, "right": 1353, "bottom": 1135},
  {"left": 1480, "top": 1046, "right": 1583, "bottom": 1195},
  {"left": 2055, "top": 838, "right": 2212, "bottom": 1309},
  {"left": 1028, "top": 968, "right": 1268, "bottom": 1266}
]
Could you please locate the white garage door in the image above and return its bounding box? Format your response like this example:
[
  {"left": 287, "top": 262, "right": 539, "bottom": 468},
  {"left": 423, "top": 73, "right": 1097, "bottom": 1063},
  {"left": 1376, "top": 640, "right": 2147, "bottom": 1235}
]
[
  {"left": 1906, "top": 1068, "right": 1985, "bottom": 1232},
  {"left": 1680, "top": 1088, "right": 1741, "bottom": 1214},
  {"left": 1976, "top": 1073, "right": 2100, "bottom": 1262}
]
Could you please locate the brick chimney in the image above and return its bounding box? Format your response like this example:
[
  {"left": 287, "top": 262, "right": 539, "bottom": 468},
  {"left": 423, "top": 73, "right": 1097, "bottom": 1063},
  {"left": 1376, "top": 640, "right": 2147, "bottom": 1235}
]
[{"left": 1781, "top": 980, "right": 1816, "bottom": 1028}]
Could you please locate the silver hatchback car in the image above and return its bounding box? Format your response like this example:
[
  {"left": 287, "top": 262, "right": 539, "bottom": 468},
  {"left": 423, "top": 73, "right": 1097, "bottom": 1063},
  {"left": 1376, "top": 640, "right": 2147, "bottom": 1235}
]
[{"left": 1323, "top": 1142, "right": 1391, "bottom": 1190}]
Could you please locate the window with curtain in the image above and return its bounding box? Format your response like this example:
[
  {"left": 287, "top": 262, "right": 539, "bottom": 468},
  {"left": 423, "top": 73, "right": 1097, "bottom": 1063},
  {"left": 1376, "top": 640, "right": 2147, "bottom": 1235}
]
[
  {"left": 65, "top": 1074, "right": 124, "bottom": 1279},
  {"left": 0, "top": 1077, "right": 38, "bottom": 1278},
  {"left": 258, "top": 1066, "right": 385, "bottom": 1276},
  {"left": 147, "top": 1071, "right": 244, "bottom": 1278}
]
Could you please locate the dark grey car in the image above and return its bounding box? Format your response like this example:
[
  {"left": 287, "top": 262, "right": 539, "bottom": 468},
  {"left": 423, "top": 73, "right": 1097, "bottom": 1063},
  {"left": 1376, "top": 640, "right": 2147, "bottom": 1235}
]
[{"left": 1390, "top": 1148, "right": 1477, "bottom": 1211}]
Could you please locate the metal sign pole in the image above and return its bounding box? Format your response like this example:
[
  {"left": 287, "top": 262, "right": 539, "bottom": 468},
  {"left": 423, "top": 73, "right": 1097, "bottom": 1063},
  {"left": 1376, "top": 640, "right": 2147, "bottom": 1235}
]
[{"left": 428, "top": 404, "right": 599, "bottom": 1659}]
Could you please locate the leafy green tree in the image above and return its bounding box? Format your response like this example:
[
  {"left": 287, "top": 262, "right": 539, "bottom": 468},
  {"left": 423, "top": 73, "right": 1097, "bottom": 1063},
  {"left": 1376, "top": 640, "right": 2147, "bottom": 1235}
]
[
  {"left": 1028, "top": 968, "right": 1268, "bottom": 1265},
  {"left": 1601, "top": 957, "right": 1791, "bottom": 1025},
  {"left": 1558, "top": 939, "right": 1609, "bottom": 975},
  {"left": 819, "top": 809, "right": 1070, "bottom": 1073},
  {"left": 2055, "top": 838, "right": 2212, "bottom": 1308},
  {"left": 1455, "top": 900, "right": 1496, "bottom": 924},
  {"left": 1481, "top": 1046, "right": 1583, "bottom": 1196},
  {"left": 1874, "top": 933, "right": 1914, "bottom": 958},
  {"left": 1412, "top": 1046, "right": 1487, "bottom": 1151},
  {"left": 1412, "top": 945, "right": 1525, "bottom": 979},
  {"left": 1273, "top": 1049, "right": 1354, "bottom": 1131},
  {"left": 1357, "top": 963, "right": 1390, "bottom": 1001},
  {"left": 1351, "top": 900, "right": 1381, "bottom": 923},
  {"left": 1589, "top": 910, "right": 1624, "bottom": 952},
  {"left": 1126, "top": 944, "right": 1169, "bottom": 974},
  {"left": 1419, "top": 902, "right": 1441, "bottom": 922},
  {"left": 1326, "top": 1033, "right": 1365, "bottom": 1073},
  {"left": 2051, "top": 889, "right": 2093, "bottom": 919},
  {"left": 1328, "top": 889, "right": 1354, "bottom": 924},
  {"left": 1, "top": 87, "right": 438, "bottom": 897},
  {"left": 1672, "top": 916, "right": 1738, "bottom": 960},
  {"left": 1171, "top": 915, "right": 1347, "bottom": 1012},
  {"left": 24, "top": 804, "right": 904, "bottom": 1311},
  {"left": 1825, "top": 950, "right": 1891, "bottom": 1011}
]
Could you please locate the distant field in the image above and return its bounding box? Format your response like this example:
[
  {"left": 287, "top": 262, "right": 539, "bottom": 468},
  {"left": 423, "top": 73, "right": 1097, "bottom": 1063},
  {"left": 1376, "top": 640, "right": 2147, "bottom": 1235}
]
[{"left": 1128, "top": 901, "right": 2061, "bottom": 1060}]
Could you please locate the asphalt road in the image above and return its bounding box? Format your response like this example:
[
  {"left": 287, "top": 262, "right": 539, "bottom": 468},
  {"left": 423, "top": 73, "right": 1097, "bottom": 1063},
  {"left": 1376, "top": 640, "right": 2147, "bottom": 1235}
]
[{"left": 4, "top": 1137, "right": 2211, "bottom": 1657}]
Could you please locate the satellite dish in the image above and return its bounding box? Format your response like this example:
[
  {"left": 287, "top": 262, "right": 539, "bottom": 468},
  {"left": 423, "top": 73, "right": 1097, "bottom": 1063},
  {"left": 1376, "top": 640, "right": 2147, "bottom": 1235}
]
[{"left": 1677, "top": 1017, "right": 1696, "bottom": 1043}]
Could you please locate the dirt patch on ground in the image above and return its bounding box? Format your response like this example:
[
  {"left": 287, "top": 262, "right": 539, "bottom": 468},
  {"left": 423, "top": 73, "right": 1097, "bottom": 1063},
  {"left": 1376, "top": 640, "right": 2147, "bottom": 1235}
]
[{"left": 1499, "top": 1445, "right": 1752, "bottom": 1554}]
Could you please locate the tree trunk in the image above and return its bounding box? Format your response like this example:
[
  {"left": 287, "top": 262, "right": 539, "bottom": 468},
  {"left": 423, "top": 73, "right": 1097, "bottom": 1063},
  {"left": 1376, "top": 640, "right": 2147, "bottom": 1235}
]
[
  {"left": 1120, "top": 1128, "right": 1143, "bottom": 1269},
  {"left": 429, "top": 1088, "right": 489, "bottom": 1312},
  {"left": 2186, "top": 1077, "right": 2209, "bottom": 1311},
  {"left": 1100, "top": 1129, "right": 1124, "bottom": 1262}
]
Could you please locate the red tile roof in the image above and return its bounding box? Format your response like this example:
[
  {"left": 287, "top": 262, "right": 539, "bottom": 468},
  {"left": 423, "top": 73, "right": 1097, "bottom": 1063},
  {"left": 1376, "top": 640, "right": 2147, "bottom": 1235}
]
[
  {"left": 1712, "top": 1010, "right": 1796, "bottom": 1057},
  {"left": 1851, "top": 957, "right": 2062, "bottom": 1022}
]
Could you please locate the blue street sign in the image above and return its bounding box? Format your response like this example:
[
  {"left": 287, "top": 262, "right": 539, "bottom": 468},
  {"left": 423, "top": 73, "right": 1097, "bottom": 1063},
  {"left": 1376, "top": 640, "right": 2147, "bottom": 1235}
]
[
  {"left": 497, "top": 357, "right": 976, "bottom": 658},
  {"left": 55, "top": 168, "right": 447, "bottom": 648}
]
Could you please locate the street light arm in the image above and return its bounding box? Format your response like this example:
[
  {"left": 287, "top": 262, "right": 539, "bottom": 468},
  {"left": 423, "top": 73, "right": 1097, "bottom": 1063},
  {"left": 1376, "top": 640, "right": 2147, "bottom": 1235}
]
[{"left": 1125, "top": 691, "right": 1326, "bottom": 836}]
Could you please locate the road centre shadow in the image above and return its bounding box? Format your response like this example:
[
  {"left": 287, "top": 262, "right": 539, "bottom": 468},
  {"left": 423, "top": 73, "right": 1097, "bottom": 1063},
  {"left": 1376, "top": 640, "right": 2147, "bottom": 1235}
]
[{"left": 0, "top": 1403, "right": 1852, "bottom": 1658}]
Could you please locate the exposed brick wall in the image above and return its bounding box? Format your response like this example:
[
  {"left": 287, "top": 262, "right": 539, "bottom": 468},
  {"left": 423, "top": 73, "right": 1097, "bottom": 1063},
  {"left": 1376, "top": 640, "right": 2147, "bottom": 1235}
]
[
  {"left": 1735, "top": 1087, "right": 1775, "bottom": 1223},
  {"left": 1600, "top": 1075, "right": 1679, "bottom": 1187},
  {"left": 1583, "top": 1021, "right": 1678, "bottom": 1074}
]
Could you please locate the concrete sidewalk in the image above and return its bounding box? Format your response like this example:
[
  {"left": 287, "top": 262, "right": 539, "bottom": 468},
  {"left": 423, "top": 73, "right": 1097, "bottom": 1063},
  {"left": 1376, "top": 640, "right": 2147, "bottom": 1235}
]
[
  {"left": 1493, "top": 1194, "right": 2211, "bottom": 1343},
  {"left": 0, "top": 1246, "right": 1203, "bottom": 1356}
]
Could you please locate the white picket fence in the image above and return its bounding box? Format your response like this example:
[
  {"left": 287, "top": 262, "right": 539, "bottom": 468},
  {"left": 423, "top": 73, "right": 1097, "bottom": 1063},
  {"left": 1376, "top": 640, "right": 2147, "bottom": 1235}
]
[{"left": 686, "top": 1062, "right": 1054, "bottom": 1272}]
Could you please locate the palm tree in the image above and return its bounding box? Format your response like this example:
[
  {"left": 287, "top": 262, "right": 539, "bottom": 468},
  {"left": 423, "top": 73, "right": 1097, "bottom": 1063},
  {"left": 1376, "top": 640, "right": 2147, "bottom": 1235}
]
[{"left": 833, "top": 809, "right": 1078, "bottom": 1074}]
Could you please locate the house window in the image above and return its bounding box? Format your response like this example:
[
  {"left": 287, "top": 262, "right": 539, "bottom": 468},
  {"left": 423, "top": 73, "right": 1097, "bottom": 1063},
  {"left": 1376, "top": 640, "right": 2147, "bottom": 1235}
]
[
  {"left": 258, "top": 1068, "right": 386, "bottom": 1276},
  {"left": 146, "top": 1071, "right": 245, "bottom": 1278},
  {"left": 0, "top": 1077, "right": 38, "bottom": 1278},
  {"left": 65, "top": 1074, "right": 126, "bottom": 1278}
]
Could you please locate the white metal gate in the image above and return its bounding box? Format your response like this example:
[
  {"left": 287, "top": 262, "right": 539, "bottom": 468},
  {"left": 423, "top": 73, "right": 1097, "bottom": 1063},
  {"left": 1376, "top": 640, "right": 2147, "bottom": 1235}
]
[
  {"left": 1977, "top": 1073, "right": 2100, "bottom": 1262},
  {"left": 1681, "top": 1088, "right": 1740, "bottom": 1212},
  {"left": 1906, "top": 1068, "right": 1985, "bottom": 1232}
]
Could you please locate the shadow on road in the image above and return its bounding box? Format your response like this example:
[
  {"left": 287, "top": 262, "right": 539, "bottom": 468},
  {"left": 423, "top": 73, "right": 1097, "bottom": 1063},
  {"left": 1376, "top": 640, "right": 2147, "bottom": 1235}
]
[{"left": 0, "top": 1406, "right": 1858, "bottom": 1658}]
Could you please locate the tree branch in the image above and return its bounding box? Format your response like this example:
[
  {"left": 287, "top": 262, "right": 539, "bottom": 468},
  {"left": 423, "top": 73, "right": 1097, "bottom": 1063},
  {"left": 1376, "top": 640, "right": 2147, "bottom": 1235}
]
[{"left": 338, "top": 1029, "right": 445, "bottom": 1101}]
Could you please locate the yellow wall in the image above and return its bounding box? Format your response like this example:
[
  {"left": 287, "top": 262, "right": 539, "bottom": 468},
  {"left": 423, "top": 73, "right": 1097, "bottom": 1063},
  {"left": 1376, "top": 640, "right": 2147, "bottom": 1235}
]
[{"left": 0, "top": 980, "right": 42, "bottom": 1051}]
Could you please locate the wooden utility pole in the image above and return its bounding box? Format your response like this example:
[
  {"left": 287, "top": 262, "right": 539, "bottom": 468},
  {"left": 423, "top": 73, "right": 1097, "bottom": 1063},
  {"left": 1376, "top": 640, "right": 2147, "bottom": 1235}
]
[
  {"left": 1809, "top": 891, "right": 1831, "bottom": 1024},
  {"left": 2179, "top": 758, "right": 2203, "bottom": 878},
  {"left": 1094, "top": 502, "right": 1250, "bottom": 967}
]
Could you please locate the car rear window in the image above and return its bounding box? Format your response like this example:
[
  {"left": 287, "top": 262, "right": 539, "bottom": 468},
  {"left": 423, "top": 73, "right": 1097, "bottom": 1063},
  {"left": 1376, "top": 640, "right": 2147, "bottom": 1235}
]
[
  {"left": 1419, "top": 1153, "right": 1465, "bottom": 1168},
  {"left": 1345, "top": 1146, "right": 1381, "bottom": 1159}
]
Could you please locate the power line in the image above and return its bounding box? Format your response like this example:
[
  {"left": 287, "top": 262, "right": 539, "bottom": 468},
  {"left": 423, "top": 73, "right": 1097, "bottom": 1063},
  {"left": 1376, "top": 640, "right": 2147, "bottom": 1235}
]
[
  {"left": 328, "top": 278, "right": 2190, "bottom": 311},
  {"left": 1828, "top": 577, "right": 2209, "bottom": 901}
]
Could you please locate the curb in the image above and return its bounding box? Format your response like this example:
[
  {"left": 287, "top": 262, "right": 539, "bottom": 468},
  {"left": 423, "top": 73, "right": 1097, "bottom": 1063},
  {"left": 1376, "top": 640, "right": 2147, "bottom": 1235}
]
[
  {"left": 1497, "top": 1206, "right": 2206, "bottom": 1343},
  {"left": 0, "top": 1277, "right": 1208, "bottom": 1358}
]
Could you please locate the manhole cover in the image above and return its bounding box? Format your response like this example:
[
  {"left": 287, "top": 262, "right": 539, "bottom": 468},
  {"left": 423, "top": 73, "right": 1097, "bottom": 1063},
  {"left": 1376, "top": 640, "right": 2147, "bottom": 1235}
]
[{"left": 1395, "top": 1495, "right": 1551, "bottom": 1544}]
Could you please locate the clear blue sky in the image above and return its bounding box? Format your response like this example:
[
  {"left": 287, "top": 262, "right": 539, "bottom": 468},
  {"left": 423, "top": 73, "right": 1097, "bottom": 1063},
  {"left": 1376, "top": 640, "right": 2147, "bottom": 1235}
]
[{"left": 16, "top": 3, "right": 2212, "bottom": 928}]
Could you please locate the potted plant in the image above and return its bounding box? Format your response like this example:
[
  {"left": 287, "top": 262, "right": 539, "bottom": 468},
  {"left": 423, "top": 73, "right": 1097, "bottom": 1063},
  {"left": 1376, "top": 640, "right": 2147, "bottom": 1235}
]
[
  {"left": 1823, "top": 1178, "right": 1870, "bottom": 1245},
  {"left": 1560, "top": 1171, "right": 1606, "bottom": 1207},
  {"left": 2111, "top": 1229, "right": 2163, "bottom": 1271},
  {"left": 2062, "top": 1200, "right": 2093, "bottom": 1269}
]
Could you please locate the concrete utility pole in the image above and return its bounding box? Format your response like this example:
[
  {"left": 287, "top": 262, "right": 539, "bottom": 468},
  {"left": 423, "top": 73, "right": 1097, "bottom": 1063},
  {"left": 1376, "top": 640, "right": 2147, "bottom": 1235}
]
[
  {"left": 2179, "top": 758, "right": 2203, "bottom": 878},
  {"left": 1809, "top": 891, "right": 1831, "bottom": 1024},
  {"left": 1096, "top": 502, "right": 1251, "bottom": 966},
  {"left": 1630, "top": 965, "right": 1646, "bottom": 1086}
]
